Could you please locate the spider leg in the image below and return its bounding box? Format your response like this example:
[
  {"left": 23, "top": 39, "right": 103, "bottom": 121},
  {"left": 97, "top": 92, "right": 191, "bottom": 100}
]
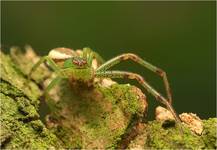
[
  {"left": 96, "top": 53, "right": 172, "bottom": 104},
  {"left": 95, "top": 70, "right": 183, "bottom": 131},
  {"left": 83, "top": 47, "right": 105, "bottom": 65},
  {"left": 43, "top": 76, "right": 66, "bottom": 110},
  {"left": 44, "top": 76, "right": 62, "bottom": 98},
  {"left": 28, "top": 56, "right": 60, "bottom": 81}
]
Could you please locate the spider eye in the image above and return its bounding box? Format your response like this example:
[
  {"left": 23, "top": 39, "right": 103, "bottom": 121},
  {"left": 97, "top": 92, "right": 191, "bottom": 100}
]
[
  {"left": 72, "top": 57, "right": 87, "bottom": 68},
  {"left": 63, "top": 57, "right": 87, "bottom": 68}
]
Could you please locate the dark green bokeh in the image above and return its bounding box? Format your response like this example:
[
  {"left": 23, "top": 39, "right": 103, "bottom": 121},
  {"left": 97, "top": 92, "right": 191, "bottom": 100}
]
[{"left": 1, "top": 1, "right": 216, "bottom": 119}]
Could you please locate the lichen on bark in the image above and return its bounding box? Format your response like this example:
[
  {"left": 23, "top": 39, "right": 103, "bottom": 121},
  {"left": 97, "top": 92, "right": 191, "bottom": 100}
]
[
  {"left": 46, "top": 81, "right": 147, "bottom": 149},
  {"left": 0, "top": 47, "right": 216, "bottom": 149},
  {"left": 0, "top": 51, "right": 63, "bottom": 149}
]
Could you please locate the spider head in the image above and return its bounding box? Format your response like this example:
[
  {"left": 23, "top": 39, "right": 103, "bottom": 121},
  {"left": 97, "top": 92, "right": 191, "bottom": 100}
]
[
  {"left": 48, "top": 47, "right": 93, "bottom": 69},
  {"left": 63, "top": 57, "right": 88, "bottom": 69}
]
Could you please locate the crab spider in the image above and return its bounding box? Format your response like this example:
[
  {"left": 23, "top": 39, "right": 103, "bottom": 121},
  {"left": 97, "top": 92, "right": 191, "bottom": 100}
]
[{"left": 28, "top": 47, "right": 183, "bottom": 131}]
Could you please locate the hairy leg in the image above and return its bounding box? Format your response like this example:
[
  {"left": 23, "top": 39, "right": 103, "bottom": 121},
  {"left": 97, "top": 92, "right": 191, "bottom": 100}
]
[
  {"left": 95, "top": 70, "right": 182, "bottom": 130},
  {"left": 96, "top": 53, "right": 172, "bottom": 104}
]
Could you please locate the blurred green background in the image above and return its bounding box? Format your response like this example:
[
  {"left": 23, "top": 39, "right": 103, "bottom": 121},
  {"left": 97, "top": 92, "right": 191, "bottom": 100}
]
[{"left": 1, "top": 1, "right": 216, "bottom": 119}]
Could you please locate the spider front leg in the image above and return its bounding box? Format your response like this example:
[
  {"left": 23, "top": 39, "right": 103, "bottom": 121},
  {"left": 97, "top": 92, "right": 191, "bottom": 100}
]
[
  {"left": 28, "top": 56, "right": 60, "bottom": 81},
  {"left": 97, "top": 53, "right": 172, "bottom": 104},
  {"left": 28, "top": 56, "right": 63, "bottom": 99},
  {"left": 44, "top": 76, "right": 63, "bottom": 98},
  {"left": 83, "top": 47, "right": 105, "bottom": 65},
  {"left": 95, "top": 71, "right": 182, "bottom": 130},
  {"left": 42, "top": 76, "right": 66, "bottom": 110}
]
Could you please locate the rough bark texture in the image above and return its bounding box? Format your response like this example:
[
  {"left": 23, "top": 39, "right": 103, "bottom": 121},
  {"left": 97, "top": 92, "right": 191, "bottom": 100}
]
[{"left": 0, "top": 47, "right": 216, "bottom": 149}]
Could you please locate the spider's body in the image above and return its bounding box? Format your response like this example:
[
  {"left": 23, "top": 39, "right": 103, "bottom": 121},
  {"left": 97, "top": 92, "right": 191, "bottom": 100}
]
[
  {"left": 47, "top": 48, "right": 95, "bottom": 82},
  {"left": 28, "top": 47, "right": 183, "bottom": 132}
]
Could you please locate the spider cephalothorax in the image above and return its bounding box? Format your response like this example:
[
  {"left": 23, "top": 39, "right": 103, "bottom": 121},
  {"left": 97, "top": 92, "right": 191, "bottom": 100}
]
[
  {"left": 28, "top": 47, "right": 183, "bottom": 132},
  {"left": 71, "top": 57, "right": 87, "bottom": 67},
  {"left": 48, "top": 48, "right": 92, "bottom": 68},
  {"left": 47, "top": 48, "right": 95, "bottom": 82}
]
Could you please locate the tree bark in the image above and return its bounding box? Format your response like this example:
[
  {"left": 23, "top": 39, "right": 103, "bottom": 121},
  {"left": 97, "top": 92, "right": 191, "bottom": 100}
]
[{"left": 0, "top": 47, "right": 216, "bottom": 149}]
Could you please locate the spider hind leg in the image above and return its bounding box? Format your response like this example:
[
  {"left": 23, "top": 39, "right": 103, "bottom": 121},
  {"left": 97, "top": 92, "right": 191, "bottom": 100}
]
[{"left": 96, "top": 53, "right": 172, "bottom": 104}]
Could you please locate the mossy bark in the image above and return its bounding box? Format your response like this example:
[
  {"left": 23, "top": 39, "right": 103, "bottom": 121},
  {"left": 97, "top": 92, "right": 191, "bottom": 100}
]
[
  {"left": 0, "top": 50, "right": 63, "bottom": 149},
  {"left": 0, "top": 47, "right": 216, "bottom": 149}
]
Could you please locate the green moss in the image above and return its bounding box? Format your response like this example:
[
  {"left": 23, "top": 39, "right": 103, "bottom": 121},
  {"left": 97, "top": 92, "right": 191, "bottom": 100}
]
[
  {"left": 46, "top": 81, "right": 146, "bottom": 149},
  {"left": 10, "top": 47, "right": 51, "bottom": 83},
  {"left": 30, "top": 120, "right": 44, "bottom": 132},
  {"left": 0, "top": 52, "right": 41, "bottom": 103},
  {"left": 0, "top": 123, "right": 13, "bottom": 146},
  {"left": 0, "top": 81, "right": 63, "bottom": 149},
  {"left": 99, "top": 84, "right": 144, "bottom": 116},
  {"left": 0, "top": 50, "right": 65, "bottom": 148},
  {"left": 5, "top": 122, "right": 61, "bottom": 149},
  {"left": 51, "top": 126, "right": 82, "bottom": 148},
  {"left": 84, "top": 84, "right": 145, "bottom": 148},
  {"left": 202, "top": 118, "right": 217, "bottom": 149},
  {"left": 0, "top": 93, "right": 60, "bottom": 149},
  {"left": 17, "top": 97, "right": 39, "bottom": 120},
  {"left": 146, "top": 120, "right": 205, "bottom": 149},
  {"left": 0, "top": 80, "right": 24, "bottom": 97},
  {"left": 2, "top": 49, "right": 215, "bottom": 149}
]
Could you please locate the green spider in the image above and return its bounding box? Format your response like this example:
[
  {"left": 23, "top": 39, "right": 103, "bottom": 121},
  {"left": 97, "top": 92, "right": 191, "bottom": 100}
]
[{"left": 28, "top": 47, "right": 182, "bottom": 130}]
